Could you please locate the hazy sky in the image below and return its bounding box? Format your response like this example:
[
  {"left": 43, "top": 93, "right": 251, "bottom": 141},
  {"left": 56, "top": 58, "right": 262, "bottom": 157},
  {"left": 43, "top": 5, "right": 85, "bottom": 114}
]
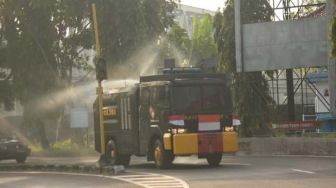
[{"left": 180, "top": 0, "right": 225, "bottom": 11}]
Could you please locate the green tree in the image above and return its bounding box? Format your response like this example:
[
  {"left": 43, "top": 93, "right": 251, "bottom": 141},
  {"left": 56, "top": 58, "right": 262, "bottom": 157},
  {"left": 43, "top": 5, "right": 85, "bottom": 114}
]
[
  {"left": 158, "top": 23, "right": 191, "bottom": 66},
  {"left": 93, "top": 0, "right": 176, "bottom": 75},
  {"left": 331, "top": 0, "right": 336, "bottom": 57},
  {"left": 0, "top": 0, "right": 177, "bottom": 148},
  {"left": 192, "top": 14, "right": 217, "bottom": 65},
  {"left": 1, "top": 0, "right": 92, "bottom": 149},
  {"left": 0, "top": 48, "right": 13, "bottom": 111},
  {"left": 214, "top": 0, "right": 274, "bottom": 137}
]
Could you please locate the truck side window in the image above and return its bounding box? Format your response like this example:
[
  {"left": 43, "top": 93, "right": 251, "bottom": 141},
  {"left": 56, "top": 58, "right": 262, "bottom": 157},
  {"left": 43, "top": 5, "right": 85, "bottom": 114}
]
[
  {"left": 157, "top": 85, "right": 169, "bottom": 108},
  {"left": 150, "top": 87, "right": 157, "bottom": 104},
  {"left": 140, "top": 87, "right": 150, "bottom": 105}
]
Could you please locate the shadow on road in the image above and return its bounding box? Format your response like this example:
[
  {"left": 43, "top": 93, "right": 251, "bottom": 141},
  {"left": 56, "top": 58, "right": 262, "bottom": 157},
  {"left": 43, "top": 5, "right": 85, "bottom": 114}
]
[{"left": 129, "top": 162, "right": 249, "bottom": 171}]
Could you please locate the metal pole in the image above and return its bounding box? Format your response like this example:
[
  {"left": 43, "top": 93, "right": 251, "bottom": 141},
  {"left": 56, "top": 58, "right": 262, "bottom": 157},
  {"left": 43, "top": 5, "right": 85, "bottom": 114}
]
[
  {"left": 272, "top": 0, "right": 275, "bottom": 21},
  {"left": 234, "top": 0, "right": 243, "bottom": 72},
  {"left": 277, "top": 71, "right": 280, "bottom": 105},
  {"left": 300, "top": 68, "right": 304, "bottom": 114},
  {"left": 87, "top": 126, "right": 89, "bottom": 148},
  {"left": 271, "top": 72, "right": 275, "bottom": 101},
  {"left": 92, "top": 3, "right": 105, "bottom": 155},
  {"left": 305, "top": 68, "right": 308, "bottom": 107},
  {"left": 92, "top": 3, "right": 101, "bottom": 57},
  {"left": 286, "top": 69, "right": 295, "bottom": 120},
  {"left": 276, "top": 71, "right": 280, "bottom": 121},
  {"left": 283, "top": 0, "right": 295, "bottom": 121}
]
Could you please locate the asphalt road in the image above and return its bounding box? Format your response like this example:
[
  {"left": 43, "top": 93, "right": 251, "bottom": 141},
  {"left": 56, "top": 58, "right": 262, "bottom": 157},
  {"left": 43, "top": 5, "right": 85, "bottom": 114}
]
[
  {"left": 129, "top": 155, "right": 336, "bottom": 188},
  {"left": 1, "top": 155, "right": 335, "bottom": 188},
  {"left": 0, "top": 172, "right": 139, "bottom": 188}
]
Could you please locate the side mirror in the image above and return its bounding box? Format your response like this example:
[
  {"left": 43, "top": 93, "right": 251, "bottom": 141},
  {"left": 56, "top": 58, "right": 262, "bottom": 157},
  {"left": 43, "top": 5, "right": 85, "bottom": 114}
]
[{"left": 95, "top": 58, "right": 107, "bottom": 81}]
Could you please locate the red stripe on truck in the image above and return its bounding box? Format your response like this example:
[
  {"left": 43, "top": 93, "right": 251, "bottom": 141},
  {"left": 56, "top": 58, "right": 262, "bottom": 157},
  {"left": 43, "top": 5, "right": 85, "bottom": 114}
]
[
  {"left": 198, "top": 115, "right": 220, "bottom": 122},
  {"left": 198, "top": 133, "right": 223, "bottom": 154},
  {"left": 169, "top": 115, "right": 184, "bottom": 121}
]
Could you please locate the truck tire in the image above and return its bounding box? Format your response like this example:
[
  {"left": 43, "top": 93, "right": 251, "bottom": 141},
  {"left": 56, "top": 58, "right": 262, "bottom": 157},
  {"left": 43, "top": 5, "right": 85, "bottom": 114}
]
[
  {"left": 16, "top": 156, "right": 27, "bottom": 164},
  {"left": 206, "top": 153, "right": 222, "bottom": 167},
  {"left": 153, "top": 139, "right": 173, "bottom": 169},
  {"left": 106, "top": 140, "right": 131, "bottom": 166}
]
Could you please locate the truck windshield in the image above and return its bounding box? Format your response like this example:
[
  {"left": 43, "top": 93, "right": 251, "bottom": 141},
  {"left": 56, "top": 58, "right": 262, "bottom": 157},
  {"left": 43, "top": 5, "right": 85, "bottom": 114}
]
[{"left": 173, "top": 85, "right": 230, "bottom": 113}]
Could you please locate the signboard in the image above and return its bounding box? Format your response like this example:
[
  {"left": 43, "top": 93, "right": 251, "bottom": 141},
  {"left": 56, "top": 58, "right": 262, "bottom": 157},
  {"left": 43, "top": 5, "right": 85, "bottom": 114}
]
[
  {"left": 272, "top": 121, "right": 321, "bottom": 130},
  {"left": 70, "top": 107, "right": 89, "bottom": 128},
  {"left": 102, "top": 106, "right": 119, "bottom": 124},
  {"left": 234, "top": 0, "right": 336, "bottom": 117},
  {"left": 240, "top": 17, "right": 328, "bottom": 72}
]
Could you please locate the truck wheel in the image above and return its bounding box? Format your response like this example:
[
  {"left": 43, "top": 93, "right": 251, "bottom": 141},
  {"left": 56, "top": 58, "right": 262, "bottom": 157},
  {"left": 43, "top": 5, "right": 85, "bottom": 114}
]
[
  {"left": 16, "top": 156, "right": 27, "bottom": 164},
  {"left": 106, "top": 140, "right": 117, "bottom": 165},
  {"left": 206, "top": 153, "right": 222, "bottom": 167},
  {"left": 153, "top": 139, "right": 172, "bottom": 169},
  {"left": 106, "top": 140, "right": 131, "bottom": 166}
]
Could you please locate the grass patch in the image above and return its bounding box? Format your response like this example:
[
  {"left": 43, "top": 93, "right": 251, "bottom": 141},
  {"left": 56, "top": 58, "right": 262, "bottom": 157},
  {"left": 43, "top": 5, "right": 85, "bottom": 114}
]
[{"left": 31, "top": 139, "right": 97, "bottom": 157}]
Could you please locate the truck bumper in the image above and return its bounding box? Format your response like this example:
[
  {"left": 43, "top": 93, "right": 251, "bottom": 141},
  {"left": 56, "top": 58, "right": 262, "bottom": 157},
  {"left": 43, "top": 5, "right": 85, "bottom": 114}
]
[{"left": 164, "top": 132, "right": 238, "bottom": 155}]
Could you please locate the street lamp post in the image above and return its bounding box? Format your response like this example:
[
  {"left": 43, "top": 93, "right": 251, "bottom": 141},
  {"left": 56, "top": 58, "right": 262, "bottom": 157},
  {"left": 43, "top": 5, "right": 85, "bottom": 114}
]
[{"left": 92, "top": 3, "right": 107, "bottom": 157}]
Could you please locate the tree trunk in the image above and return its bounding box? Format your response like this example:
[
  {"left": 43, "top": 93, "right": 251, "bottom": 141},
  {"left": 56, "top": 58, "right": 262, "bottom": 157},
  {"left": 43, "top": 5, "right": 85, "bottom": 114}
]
[{"left": 36, "top": 119, "right": 50, "bottom": 150}]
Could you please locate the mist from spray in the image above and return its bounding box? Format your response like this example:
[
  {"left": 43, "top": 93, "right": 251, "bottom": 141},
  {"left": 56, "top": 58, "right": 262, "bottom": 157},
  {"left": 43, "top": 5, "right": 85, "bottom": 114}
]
[
  {"left": 22, "top": 39, "right": 163, "bottom": 116},
  {"left": 0, "top": 81, "right": 99, "bottom": 146},
  {"left": 2, "top": 34, "right": 192, "bottom": 148},
  {"left": 170, "top": 43, "right": 190, "bottom": 67},
  {"left": 33, "top": 35, "right": 192, "bottom": 114},
  {"left": 102, "top": 79, "right": 139, "bottom": 94},
  {"left": 107, "top": 39, "right": 161, "bottom": 79},
  {"left": 0, "top": 117, "right": 33, "bottom": 145},
  {"left": 34, "top": 81, "right": 98, "bottom": 113}
]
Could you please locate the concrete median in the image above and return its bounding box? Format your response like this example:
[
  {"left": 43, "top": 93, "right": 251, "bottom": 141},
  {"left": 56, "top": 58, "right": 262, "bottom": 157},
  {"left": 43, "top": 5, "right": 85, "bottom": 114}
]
[{"left": 238, "top": 137, "right": 336, "bottom": 156}]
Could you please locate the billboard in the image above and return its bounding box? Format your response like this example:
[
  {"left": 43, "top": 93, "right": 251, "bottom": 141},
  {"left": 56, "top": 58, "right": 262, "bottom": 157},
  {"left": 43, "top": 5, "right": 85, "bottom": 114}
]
[
  {"left": 240, "top": 17, "right": 328, "bottom": 72},
  {"left": 234, "top": 0, "right": 336, "bottom": 116}
]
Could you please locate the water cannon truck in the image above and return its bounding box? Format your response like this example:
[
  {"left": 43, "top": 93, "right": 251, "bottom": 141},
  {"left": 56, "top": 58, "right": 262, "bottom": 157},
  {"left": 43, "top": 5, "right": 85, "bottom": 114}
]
[{"left": 93, "top": 59, "right": 238, "bottom": 168}]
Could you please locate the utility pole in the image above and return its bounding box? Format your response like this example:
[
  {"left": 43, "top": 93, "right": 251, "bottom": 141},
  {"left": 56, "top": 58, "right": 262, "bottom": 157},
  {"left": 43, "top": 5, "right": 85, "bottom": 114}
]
[
  {"left": 284, "top": 0, "right": 295, "bottom": 121},
  {"left": 92, "top": 3, "right": 106, "bottom": 156}
]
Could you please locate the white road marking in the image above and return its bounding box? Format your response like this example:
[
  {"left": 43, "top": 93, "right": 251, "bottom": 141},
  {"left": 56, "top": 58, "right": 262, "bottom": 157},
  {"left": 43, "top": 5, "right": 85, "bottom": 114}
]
[
  {"left": 116, "top": 173, "right": 189, "bottom": 188},
  {"left": 272, "top": 155, "right": 336, "bottom": 159},
  {"left": 0, "top": 176, "right": 30, "bottom": 184},
  {"left": 291, "top": 169, "right": 316, "bottom": 174},
  {"left": 0, "top": 171, "right": 189, "bottom": 188},
  {"left": 221, "top": 163, "right": 251, "bottom": 166}
]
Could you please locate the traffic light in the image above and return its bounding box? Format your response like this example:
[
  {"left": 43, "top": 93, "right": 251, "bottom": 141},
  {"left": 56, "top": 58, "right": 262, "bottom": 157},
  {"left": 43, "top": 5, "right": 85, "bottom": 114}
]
[{"left": 95, "top": 58, "right": 107, "bottom": 81}]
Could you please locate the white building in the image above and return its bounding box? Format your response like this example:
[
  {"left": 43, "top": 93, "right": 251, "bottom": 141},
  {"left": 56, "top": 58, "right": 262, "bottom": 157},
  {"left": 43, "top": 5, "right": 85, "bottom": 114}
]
[{"left": 175, "top": 4, "right": 215, "bottom": 37}]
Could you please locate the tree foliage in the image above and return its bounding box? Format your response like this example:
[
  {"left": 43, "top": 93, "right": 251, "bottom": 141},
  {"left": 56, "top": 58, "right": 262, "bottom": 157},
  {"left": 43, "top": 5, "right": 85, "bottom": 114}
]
[
  {"left": 214, "top": 0, "right": 274, "bottom": 137},
  {"left": 192, "top": 14, "right": 217, "bottom": 65},
  {"left": 0, "top": 0, "right": 92, "bottom": 148},
  {"left": 93, "top": 0, "right": 177, "bottom": 73},
  {"left": 158, "top": 23, "right": 191, "bottom": 66},
  {"left": 0, "top": 0, "right": 178, "bottom": 148},
  {"left": 331, "top": 0, "right": 336, "bottom": 57}
]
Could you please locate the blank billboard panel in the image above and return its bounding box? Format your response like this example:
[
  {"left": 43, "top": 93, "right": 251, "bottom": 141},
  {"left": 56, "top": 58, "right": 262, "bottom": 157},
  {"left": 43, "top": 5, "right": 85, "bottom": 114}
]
[{"left": 240, "top": 17, "right": 328, "bottom": 72}]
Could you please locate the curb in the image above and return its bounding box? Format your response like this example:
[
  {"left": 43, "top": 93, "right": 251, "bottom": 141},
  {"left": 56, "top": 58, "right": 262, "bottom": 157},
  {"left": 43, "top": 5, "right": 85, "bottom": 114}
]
[
  {"left": 0, "top": 163, "right": 125, "bottom": 175},
  {"left": 235, "top": 152, "right": 336, "bottom": 158}
]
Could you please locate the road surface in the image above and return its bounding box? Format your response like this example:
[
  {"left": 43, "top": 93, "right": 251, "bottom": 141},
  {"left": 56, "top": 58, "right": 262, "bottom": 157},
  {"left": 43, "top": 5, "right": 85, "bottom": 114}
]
[
  {"left": 1, "top": 155, "right": 335, "bottom": 188},
  {"left": 0, "top": 172, "right": 139, "bottom": 188},
  {"left": 129, "top": 155, "right": 336, "bottom": 188}
]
